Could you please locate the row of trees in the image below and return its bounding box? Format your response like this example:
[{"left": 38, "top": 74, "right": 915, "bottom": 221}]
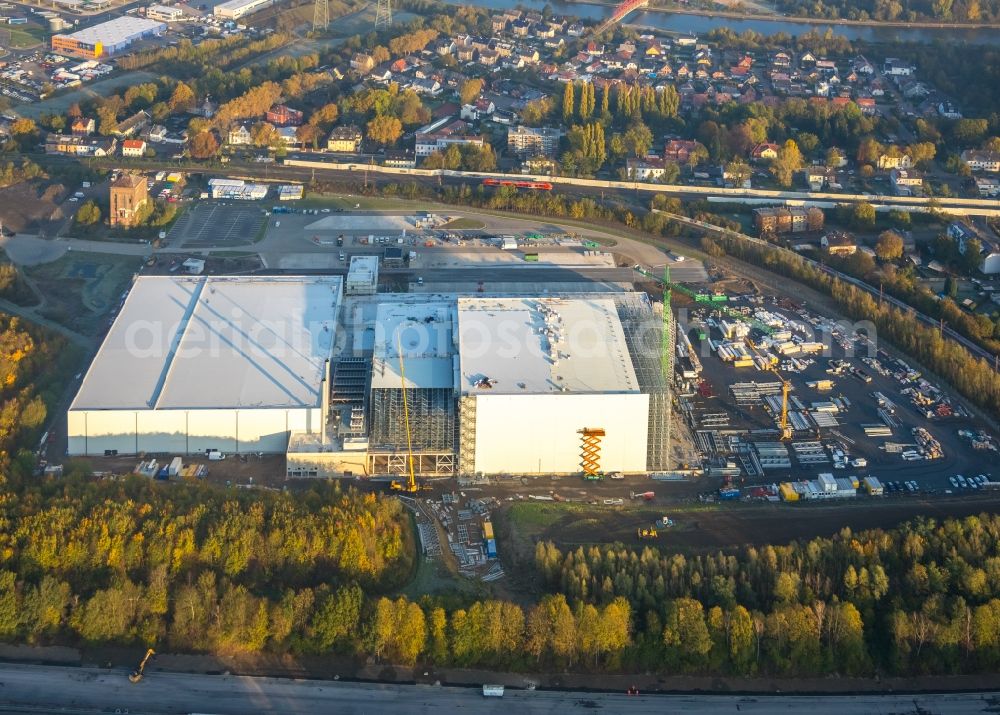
[{"left": 533, "top": 514, "right": 1000, "bottom": 674}]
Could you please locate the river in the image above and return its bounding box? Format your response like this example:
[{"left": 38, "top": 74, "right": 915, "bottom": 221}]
[{"left": 449, "top": 0, "right": 1000, "bottom": 45}]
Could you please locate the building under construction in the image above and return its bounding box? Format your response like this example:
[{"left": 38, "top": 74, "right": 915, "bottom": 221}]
[{"left": 286, "top": 292, "right": 670, "bottom": 478}]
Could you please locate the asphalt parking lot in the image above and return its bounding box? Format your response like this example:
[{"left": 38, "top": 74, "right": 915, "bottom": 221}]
[{"left": 167, "top": 202, "right": 266, "bottom": 249}]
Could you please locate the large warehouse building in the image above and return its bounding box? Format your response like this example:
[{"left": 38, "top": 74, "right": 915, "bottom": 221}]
[
  {"left": 51, "top": 17, "right": 166, "bottom": 59},
  {"left": 287, "top": 293, "right": 668, "bottom": 478},
  {"left": 213, "top": 0, "right": 275, "bottom": 20},
  {"left": 68, "top": 275, "right": 342, "bottom": 456}
]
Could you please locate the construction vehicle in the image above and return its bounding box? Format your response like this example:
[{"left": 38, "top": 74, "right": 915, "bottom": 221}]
[
  {"left": 390, "top": 334, "right": 427, "bottom": 494},
  {"left": 749, "top": 345, "right": 792, "bottom": 440},
  {"left": 637, "top": 526, "right": 658, "bottom": 539},
  {"left": 129, "top": 648, "right": 155, "bottom": 683},
  {"left": 660, "top": 516, "right": 675, "bottom": 528}
]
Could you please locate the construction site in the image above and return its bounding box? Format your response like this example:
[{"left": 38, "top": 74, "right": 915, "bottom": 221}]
[{"left": 285, "top": 291, "right": 672, "bottom": 479}]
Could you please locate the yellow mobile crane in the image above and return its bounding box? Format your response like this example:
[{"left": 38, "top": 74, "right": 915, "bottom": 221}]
[
  {"left": 390, "top": 333, "right": 423, "bottom": 494},
  {"left": 129, "top": 648, "right": 155, "bottom": 683},
  {"left": 763, "top": 366, "right": 792, "bottom": 441}
]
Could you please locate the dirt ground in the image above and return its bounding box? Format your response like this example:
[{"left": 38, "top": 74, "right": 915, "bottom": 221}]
[
  {"left": 498, "top": 492, "right": 1000, "bottom": 561},
  {"left": 0, "top": 181, "right": 69, "bottom": 234}
]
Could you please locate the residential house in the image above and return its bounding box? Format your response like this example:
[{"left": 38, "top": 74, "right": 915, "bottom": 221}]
[
  {"left": 800, "top": 165, "right": 830, "bottom": 191},
  {"left": 147, "top": 125, "right": 167, "bottom": 143},
  {"left": 266, "top": 105, "right": 303, "bottom": 127},
  {"left": 70, "top": 117, "right": 95, "bottom": 136},
  {"left": 856, "top": 96, "right": 877, "bottom": 115},
  {"left": 121, "top": 139, "right": 146, "bottom": 158},
  {"left": 883, "top": 57, "right": 914, "bottom": 75},
  {"left": 961, "top": 149, "right": 1000, "bottom": 173},
  {"left": 626, "top": 156, "right": 669, "bottom": 181},
  {"left": 877, "top": 152, "right": 912, "bottom": 170},
  {"left": 114, "top": 110, "right": 150, "bottom": 139},
  {"left": 383, "top": 149, "right": 416, "bottom": 168},
  {"left": 415, "top": 132, "right": 484, "bottom": 157},
  {"left": 951, "top": 222, "right": 1000, "bottom": 274},
  {"left": 664, "top": 139, "right": 701, "bottom": 164},
  {"left": 890, "top": 168, "right": 924, "bottom": 196},
  {"left": 326, "top": 125, "right": 363, "bottom": 152},
  {"left": 351, "top": 53, "right": 375, "bottom": 73},
  {"left": 821, "top": 231, "right": 858, "bottom": 255},
  {"left": 460, "top": 98, "right": 495, "bottom": 121},
  {"left": 45, "top": 134, "right": 116, "bottom": 157},
  {"left": 974, "top": 176, "right": 1000, "bottom": 197},
  {"left": 750, "top": 142, "right": 779, "bottom": 161},
  {"left": 491, "top": 109, "right": 517, "bottom": 125},
  {"left": 276, "top": 126, "right": 300, "bottom": 148},
  {"left": 411, "top": 78, "right": 442, "bottom": 96},
  {"left": 937, "top": 102, "right": 962, "bottom": 120},
  {"left": 228, "top": 124, "right": 252, "bottom": 146}
]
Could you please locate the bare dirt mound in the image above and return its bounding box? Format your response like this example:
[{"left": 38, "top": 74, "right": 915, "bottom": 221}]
[{"left": 0, "top": 181, "right": 67, "bottom": 233}]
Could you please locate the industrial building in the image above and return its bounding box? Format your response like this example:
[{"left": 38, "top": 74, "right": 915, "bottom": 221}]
[
  {"left": 51, "top": 17, "right": 166, "bottom": 58},
  {"left": 146, "top": 5, "right": 184, "bottom": 21},
  {"left": 345, "top": 255, "right": 379, "bottom": 295},
  {"left": 213, "top": 0, "right": 274, "bottom": 20},
  {"left": 208, "top": 178, "right": 268, "bottom": 200},
  {"left": 286, "top": 292, "right": 669, "bottom": 478},
  {"left": 68, "top": 276, "right": 341, "bottom": 456}
]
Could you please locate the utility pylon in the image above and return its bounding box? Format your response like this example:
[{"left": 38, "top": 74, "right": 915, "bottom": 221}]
[
  {"left": 312, "top": 0, "right": 329, "bottom": 31},
  {"left": 374, "top": 0, "right": 392, "bottom": 30}
]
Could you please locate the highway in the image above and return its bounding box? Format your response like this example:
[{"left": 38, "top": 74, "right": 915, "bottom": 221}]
[{"left": 0, "top": 664, "right": 998, "bottom": 714}]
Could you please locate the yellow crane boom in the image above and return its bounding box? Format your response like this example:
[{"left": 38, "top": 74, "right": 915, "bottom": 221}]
[{"left": 391, "top": 332, "right": 419, "bottom": 493}]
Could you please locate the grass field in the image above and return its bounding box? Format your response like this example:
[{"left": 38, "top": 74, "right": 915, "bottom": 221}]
[
  {"left": 1, "top": 25, "right": 45, "bottom": 49},
  {"left": 26, "top": 252, "right": 141, "bottom": 335}
]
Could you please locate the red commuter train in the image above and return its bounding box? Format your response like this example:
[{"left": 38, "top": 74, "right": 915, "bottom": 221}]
[{"left": 482, "top": 178, "right": 553, "bottom": 191}]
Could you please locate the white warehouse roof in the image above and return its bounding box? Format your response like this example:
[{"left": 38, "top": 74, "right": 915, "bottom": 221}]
[
  {"left": 71, "top": 275, "right": 342, "bottom": 411},
  {"left": 56, "top": 17, "right": 165, "bottom": 46},
  {"left": 457, "top": 297, "right": 639, "bottom": 395},
  {"left": 370, "top": 300, "right": 455, "bottom": 390}
]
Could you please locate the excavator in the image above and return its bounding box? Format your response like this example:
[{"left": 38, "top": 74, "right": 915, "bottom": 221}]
[
  {"left": 129, "top": 648, "right": 155, "bottom": 683},
  {"left": 390, "top": 333, "right": 427, "bottom": 494}
]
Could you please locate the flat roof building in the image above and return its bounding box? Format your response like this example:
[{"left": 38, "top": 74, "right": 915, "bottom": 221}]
[
  {"left": 146, "top": 5, "right": 184, "bottom": 21},
  {"left": 285, "top": 292, "right": 668, "bottom": 479},
  {"left": 345, "top": 255, "right": 379, "bottom": 295},
  {"left": 456, "top": 297, "right": 649, "bottom": 475},
  {"left": 68, "top": 275, "right": 342, "bottom": 455},
  {"left": 214, "top": 0, "right": 274, "bottom": 20},
  {"left": 51, "top": 17, "right": 166, "bottom": 58}
]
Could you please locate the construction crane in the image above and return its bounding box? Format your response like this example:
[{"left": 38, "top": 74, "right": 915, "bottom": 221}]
[
  {"left": 772, "top": 368, "right": 792, "bottom": 441},
  {"left": 129, "top": 648, "right": 155, "bottom": 683},
  {"left": 390, "top": 332, "right": 423, "bottom": 493},
  {"left": 649, "top": 265, "right": 773, "bottom": 336}
]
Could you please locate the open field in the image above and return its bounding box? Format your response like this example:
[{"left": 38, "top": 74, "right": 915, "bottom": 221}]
[
  {"left": 25, "top": 251, "right": 141, "bottom": 335},
  {"left": 500, "top": 494, "right": 1000, "bottom": 557},
  {"left": 0, "top": 181, "right": 70, "bottom": 234},
  {"left": 1, "top": 25, "right": 45, "bottom": 49}
]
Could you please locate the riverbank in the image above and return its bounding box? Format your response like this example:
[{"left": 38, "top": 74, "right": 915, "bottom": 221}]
[
  {"left": 449, "top": 0, "right": 1000, "bottom": 44},
  {"left": 576, "top": 0, "right": 1000, "bottom": 30}
]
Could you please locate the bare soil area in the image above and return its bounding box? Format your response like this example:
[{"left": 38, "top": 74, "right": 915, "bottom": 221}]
[{"left": 0, "top": 182, "right": 68, "bottom": 234}]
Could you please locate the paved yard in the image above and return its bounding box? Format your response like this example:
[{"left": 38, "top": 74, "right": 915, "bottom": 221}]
[{"left": 167, "top": 202, "right": 265, "bottom": 249}]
